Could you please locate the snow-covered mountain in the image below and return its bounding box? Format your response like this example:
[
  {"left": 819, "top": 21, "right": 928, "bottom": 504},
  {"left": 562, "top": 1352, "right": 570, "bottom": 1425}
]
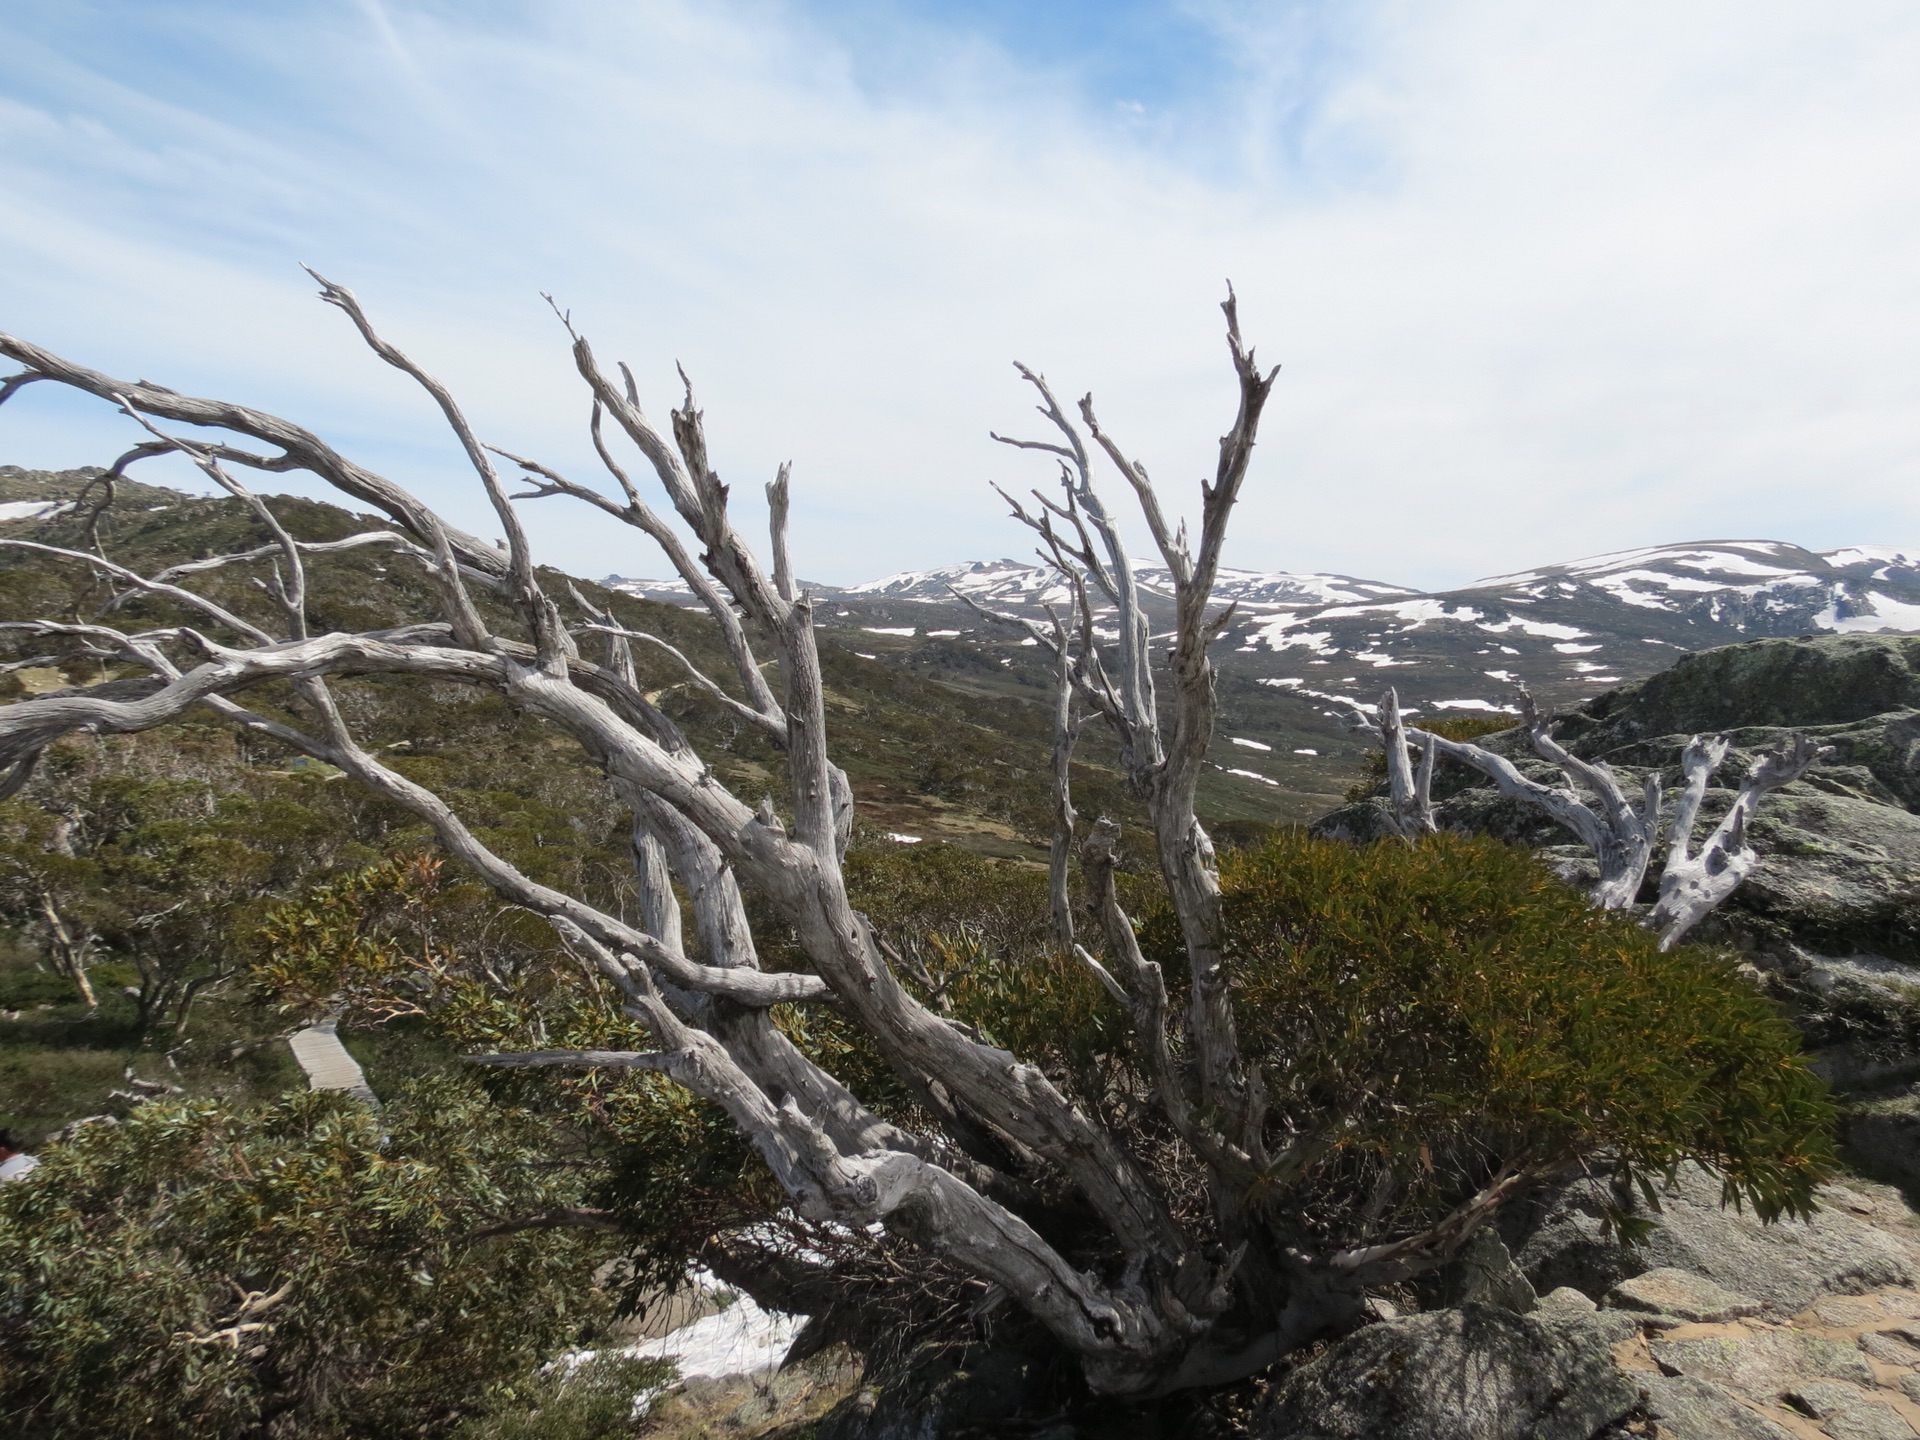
[
  {"left": 594, "top": 540, "right": 1920, "bottom": 815},
  {"left": 1469, "top": 541, "right": 1920, "bottom": 634},
  {"left": 606, "top": 540, "right": 1920, "bottom": 718},
  {"left": 841, "top": 559, "right": 1416, "bottom": 612},
  {"left": 607, "top": 559, "right": 1416, "bottom": 613},
  {"left": 612, "top": 541, "right": 1918, "bottom": 636}
]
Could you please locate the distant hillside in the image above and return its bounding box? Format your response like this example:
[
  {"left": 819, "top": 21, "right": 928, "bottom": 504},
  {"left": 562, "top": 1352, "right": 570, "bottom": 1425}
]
[
  {"left": 0, "top": 466, "right": 1319, "bottom": 842},
  {"left": 611, "top": 539, "right": 1920, "bottom": 794}
]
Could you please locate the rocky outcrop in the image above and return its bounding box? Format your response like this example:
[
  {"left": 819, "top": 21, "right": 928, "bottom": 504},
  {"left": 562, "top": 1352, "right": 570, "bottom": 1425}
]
[
  {"left": 1252, "top": 1166, "right": 1920, "bottom": 1440},
  {"left": 1558, "top": 635, "right": 1920, "bottom": 757},
  {"left": 1254, "top": 1302, "right": 1638, "bottom": 1440},
  {"left": 1317, "top": 635, "right": 1920, "bottom": 1195},
  {"left": 1508, "top": 1166, "right": 1920, "bottom": 1440},
  {"left": 1506, "top": 1163, "right": 1920, "bottom": 1318}
]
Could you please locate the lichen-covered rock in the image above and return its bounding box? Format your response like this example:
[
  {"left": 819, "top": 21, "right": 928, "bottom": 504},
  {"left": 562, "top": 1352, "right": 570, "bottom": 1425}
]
[
  {"left": 1783, "top": 1380, "right": 1867, "bottom": 1419},
  {"left": 1606, "top": 1268, "right": 1762, "bottom": 1323},
  {"left": 1713, "top": 791, "right": 1920, "bottom": 964},
  {"left": 1642, "top": 1373, "right": 1800, "bottom": 1440},
  {"left": 1648, "top": 1328, "right": 1875, "bottom": 1394},
  {"left": 1253, "top": 1303, "right": 1636, "bottom": 1440},
  {"left": 1847, "top": 1081, "right": 1920, "bottom": 1193},
  {"left": 1431, "top": 1224, "right": 1537, "bottom": 1313},
  {"left": 1822, "top": 1401, "right": 1920, "bottom": 1440},
  {"left": 1562, "top": 635, "right": 1920, "bottom": 748},
  {"left": 1509, "top": 1164, "right": 1920, "bottom": 1313}
]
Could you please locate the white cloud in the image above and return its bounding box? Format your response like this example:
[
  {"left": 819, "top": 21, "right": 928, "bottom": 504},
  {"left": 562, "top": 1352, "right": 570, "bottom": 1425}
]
[{"left": 0, "top": 1, "right": 1915, "bottom": 587}]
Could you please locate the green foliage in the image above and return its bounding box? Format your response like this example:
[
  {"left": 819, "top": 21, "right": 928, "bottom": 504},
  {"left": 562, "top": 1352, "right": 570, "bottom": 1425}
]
[
  {"left": 454, "top": 1353, "right": 672, "bottom": 1440},
  {"left": 0, "top": 477, "right": 1847, "bottom": 1397},
  {"left": 1151, "top": 831, "right": 1835, "bottom": 1233},
  {"left": 0, "top": 1077, "right": 622, "bottom": 1440},
  {"left": 846, "top": 843, "right": 1128, "bottom": 1106},
  {"left": 1343, "top": 711, "right": 1515, "bottom": 803},
  {"left": 0, "top": 729, "right": 381, "bottom": 1044},
  {"left": 251, "top": 852, "right": 767, "bottom": 1300}
]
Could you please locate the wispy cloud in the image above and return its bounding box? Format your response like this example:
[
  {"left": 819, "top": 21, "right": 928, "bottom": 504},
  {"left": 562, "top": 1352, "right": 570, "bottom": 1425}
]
[{"left": 0, "top": 1, "right": 1915, "bottom": 587}]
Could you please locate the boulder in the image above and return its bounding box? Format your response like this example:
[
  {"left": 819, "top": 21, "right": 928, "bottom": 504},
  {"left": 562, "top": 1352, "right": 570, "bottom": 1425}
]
[
  {"left": 1845, "top": 1080, "right": 1920, "bottom": 1196},
  {"left": 1774, "top": 953, "right": 1920, "bottom": 1092},
  {"left": 1822, "top": 1403, "right": 1920, "bottom": 1440},
  {"left": 1641, "top": 1373, "right": 1799, "bottom": 1440},
  {"left": 1718, "top": 791, "right": 1920, "bottom": 964},
  {"left": 1782, "top": 1380, "right": 1867, "bottom": 1420},
  {"left": 1605, "top": 1268, "right": 1762, "bottom": 1323},
  {"left": 1432, "top": 1224, "right": 1537, "bottom": 1314},
  {"left": 1563, "top": 635, "right": 1920, "bottom": 748},
  {"left": 1647, "top": 1328, "right": 1875, "bottom": 1394},
  {"left": 1636, "top": 1168, "right": 1920, "bottom": 1316},
  {"left": 1254, "top": 1303, "right": 1637, "bottom": 1440},
  {"left": 1511, "top": 1164, "right": 1920, "bottom": 1314}
]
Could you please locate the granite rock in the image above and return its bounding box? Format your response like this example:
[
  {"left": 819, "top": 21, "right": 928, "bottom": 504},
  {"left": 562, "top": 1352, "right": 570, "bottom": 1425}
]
[{"left": 1255, "top": 1303, "right": 1636, "bottom": 1440}]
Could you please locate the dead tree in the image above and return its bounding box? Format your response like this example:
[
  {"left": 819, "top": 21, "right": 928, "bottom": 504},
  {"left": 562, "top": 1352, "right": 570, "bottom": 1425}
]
[
  {"left": 1350, "top": 685, "right": 1829, "bottom": 948},
  {"left": 0, "top": 282, "right": 1572, "bottom": 1394}
]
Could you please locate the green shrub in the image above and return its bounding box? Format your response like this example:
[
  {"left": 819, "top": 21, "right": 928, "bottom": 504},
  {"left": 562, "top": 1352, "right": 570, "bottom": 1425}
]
[
  {"left": 1156, "top": 831, "right": 1834, "bottom": 1235},
  {"left": 0, "top": 1077, "right": 622, "bottom": 1439},
  {"left": 799, "top": 835, "right": 1831, "bottom": 1248},
  {"left": 455, "top": 1353, "right": 672, "bottom": 1440}
]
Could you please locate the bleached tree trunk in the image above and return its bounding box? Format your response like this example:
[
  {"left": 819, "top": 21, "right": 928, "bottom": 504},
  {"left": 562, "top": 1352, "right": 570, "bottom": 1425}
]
[
  {"left": 0, "top": 282, "right": 1570, "bottom": 1394},
  {"left": 1378, "top": 688, "right": 1437, "bottom": 839},
  {"left": 38, "top": 890, "right": 97, "bottom": 1013},
  {"left": 1648, "top": 733, "right": 1828, "bottom": 948},
  {"left": 1350, "top": 685, "right": 1828, "bottom": 945}
]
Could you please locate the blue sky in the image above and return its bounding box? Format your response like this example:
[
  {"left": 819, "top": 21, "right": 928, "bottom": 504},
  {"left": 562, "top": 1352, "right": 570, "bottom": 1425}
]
[{"left": 1, "top": 2, "right": 1917, "bottom": 588}]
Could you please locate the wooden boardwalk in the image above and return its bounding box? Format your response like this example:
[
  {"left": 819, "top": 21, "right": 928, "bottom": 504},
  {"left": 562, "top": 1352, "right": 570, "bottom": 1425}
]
[{"left": 287, "top": 1020, "right": 378, "bottom": 1105}]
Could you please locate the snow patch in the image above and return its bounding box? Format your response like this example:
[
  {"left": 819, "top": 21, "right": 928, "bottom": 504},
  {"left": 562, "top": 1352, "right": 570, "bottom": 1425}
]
[
  {"left": 1553, "top": 642, "right": 1603, "bottom": 654},
  {"left": 1264, "top": 629, "right": 1337, "bottom": 654},
  {"left": 1479, "top": 618, "right": 1589, "bottom": 640},
  {"left": 1309, "top": 599, "right": 1483, "bottom": 628},
  {"left": 1824, "top": 546, "right": 1916, "bottom": 568},
  {"left": 862, "top": 626, "right": 916, "bottom": 637},
  {"left": 1431, "top": 698, "right": 1517, "bottom": 713},
  {"left": 626, "top": 1291, "right": 804, "bottom": 1382},
  {"left": 1223, "top": 767, "right": 1279, "bottom": 787},
  {"left": 0, "top": 500, "right": 71, "bottom": 522},
  {"left": 1816, "top": 591, "right": 1920, "bottom": 632},
  {"left": 883, "top": 832, "right": 923, "bottom": 844},
  {"left": 1292, "top": 748, "right": 1319, "bottom": 755},
  {"left": 1229, "top": 737, "right": 1272, "bottom": 751}
]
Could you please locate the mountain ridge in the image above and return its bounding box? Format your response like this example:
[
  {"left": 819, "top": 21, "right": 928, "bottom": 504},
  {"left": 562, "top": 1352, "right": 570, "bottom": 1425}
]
[{"left": 610, "top": 538, "right": 1920, "bottom": 636}]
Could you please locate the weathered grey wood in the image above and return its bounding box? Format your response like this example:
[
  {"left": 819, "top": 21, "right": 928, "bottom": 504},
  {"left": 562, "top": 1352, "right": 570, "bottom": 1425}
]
[
  {"left": 1351, "top": 686, "right": 1827, "bottom": 943},
  {"left": 1379, "top": 688, "right": 1437, "bottom": 837},
  {"left": 0, "top": 287, "right": 1579, "bottom": 1395},
  {"left": 1650, "top": 733, "right": 1831, "bottom": 948}
]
